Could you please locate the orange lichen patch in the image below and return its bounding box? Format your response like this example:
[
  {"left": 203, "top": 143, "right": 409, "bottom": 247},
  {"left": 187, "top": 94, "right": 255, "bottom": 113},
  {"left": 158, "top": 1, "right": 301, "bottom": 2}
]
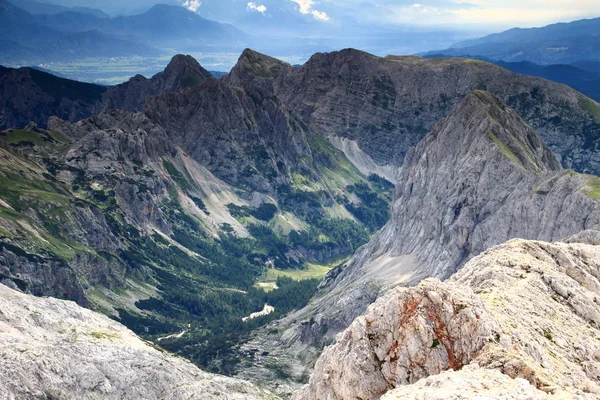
[
  {"left": 427, "top": 310, "right": 460, "bottom": 371},
  {"left": 400, "top": 297, "right": 420, "bottom": 326}
]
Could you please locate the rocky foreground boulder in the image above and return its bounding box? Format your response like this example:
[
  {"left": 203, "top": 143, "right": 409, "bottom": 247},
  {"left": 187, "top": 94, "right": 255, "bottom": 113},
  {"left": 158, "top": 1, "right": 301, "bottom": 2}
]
[
  {"left": 0, "top": 283, "right": 277, "bottom": 400},
  {"left": 294, "top": 234, "right": 600, "bottom": 399}
]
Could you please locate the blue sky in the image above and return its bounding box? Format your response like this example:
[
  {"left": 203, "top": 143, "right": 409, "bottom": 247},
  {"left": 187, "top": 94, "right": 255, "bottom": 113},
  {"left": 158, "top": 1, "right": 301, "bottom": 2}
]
[
  {"left": 46, "top": 0, "right": 600, "bottom": 30},
  {"left": 184, "top": 0, "right": 600, "bottom": 28}
]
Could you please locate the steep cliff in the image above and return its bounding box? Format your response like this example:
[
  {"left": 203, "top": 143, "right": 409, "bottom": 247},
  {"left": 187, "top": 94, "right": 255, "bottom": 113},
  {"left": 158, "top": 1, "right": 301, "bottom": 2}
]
[
  {"left": 0, "top": 283, "right": 277, "bottom": 400},
  {"left": 294, "top": 235, "right": 600, "bottom": 399}
]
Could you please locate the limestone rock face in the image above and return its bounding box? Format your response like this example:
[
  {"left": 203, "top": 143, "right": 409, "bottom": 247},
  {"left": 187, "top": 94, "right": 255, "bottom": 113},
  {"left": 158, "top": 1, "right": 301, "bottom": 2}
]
[
  {"left": 293, "top": 279, "right": 498, "bottom": 400},
  {"left": 294, "top": 236, "right": 600, "bottom": 400},
  {"left": 144, "top": 73, "right": 315, "bottom": 193},
  {"left": 0, "top": 283, "right": 277, "bottom": 400}
]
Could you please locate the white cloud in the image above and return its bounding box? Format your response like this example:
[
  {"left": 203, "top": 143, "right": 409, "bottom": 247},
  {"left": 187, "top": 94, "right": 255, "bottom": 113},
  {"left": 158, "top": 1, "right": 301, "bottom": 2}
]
[
  {"left": 311, "top": 10, "right": 330, "bottom": 21},
  {"left": 290, "top": 0, "right": 330, "bottom": 21},
  {"left": 182, "top": 0, "right": 201, "bottom": 12},
  {"left": 293, "top": 0, "right": 314, "bottom": 14},
  {"left": 247, "top": 2, "right": 267, "bottom": 13}
]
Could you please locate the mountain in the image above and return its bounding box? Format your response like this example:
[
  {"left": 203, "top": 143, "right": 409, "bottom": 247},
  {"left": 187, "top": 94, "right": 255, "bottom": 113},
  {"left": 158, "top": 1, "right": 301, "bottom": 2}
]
[
  {"left": 495, "top": 61, "right": 600, "bottom": 102},
  {"left": 0, "top": 51, "right": 394, "bottom": 377},
  {"left": 0, "top": 0, "right": 161, "bottom": 64},
  {"left": 7, "top": 0, "right": 109, "bottom": 18},
  {"left": 2, "top": 49, "right": 600, "bottom": 395},
  {"left": 0, "top": 283, "right": 277, "bottom": 399},
  {"left": 0, "top": 65, "right": 107, "bottom": 130},
  {"left": 293, "top": 233, "right": 600, "bottom": 399},
  {"left": 308, "top": 90, "right": 598, "bottom": 316},
  {"left": 0, "top": 2, "right": 246, "bottom": 65},
  {"left": 425, "top": 17, "right": 600, "bottom": 64},
  {"left": 0, "top": 54, "right": 212, "bottom": 129},
  {"left": 234, "top": 90, "right": 600, "bottom": 396},
  {"left": 0, "top": 0, "right": 64, "bottom": 47},
  {"left": 261, "top": 49, "right": 600, "bottom": 175},
  {"left": 29, "top": 3, "right": 246, "bottom": 48},
  {"left": 99, "top": 54, "right": 214, "bottom": 112},
  {"left": 109, "top": 4, "right": 245, "bottom": 47}
]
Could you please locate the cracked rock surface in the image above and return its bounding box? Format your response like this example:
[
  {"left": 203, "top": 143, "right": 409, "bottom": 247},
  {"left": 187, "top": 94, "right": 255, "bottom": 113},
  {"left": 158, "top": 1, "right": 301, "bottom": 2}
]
[
  {"left": 0, "top": 283, "right": 277, "bottom": 400},
  {"left": 294, "top": 236, "right": 600, "bottom": 400}
]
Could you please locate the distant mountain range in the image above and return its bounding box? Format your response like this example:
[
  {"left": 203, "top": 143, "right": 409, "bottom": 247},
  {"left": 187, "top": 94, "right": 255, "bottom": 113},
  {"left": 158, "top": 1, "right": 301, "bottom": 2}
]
[
  {"left": 422, "top": 55, "right": 600, "bottom": 103},
  {"left": 495, "top": 61, "right": 600, "bottom": 102},
  {"left": 9, "top": 0, "right": 109, "bottom": 18},
  {"left": 425, "top": 17, "right": 600, "bottom": 65},
  {"left": 0, "top": 0, "right": 246, "bottom": 64}
]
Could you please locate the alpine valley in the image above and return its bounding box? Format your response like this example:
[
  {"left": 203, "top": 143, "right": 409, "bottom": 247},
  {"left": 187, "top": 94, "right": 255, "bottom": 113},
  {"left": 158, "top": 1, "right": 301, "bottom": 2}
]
[{"left": 1, "top": 21, "right": 600, "bottom": 400}]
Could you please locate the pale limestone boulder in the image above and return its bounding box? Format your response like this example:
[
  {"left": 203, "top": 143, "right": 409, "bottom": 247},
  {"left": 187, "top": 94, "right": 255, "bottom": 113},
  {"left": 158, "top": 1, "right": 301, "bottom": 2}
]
[{"left": 0, "top": 284, "right": 277, "bottom": 400}]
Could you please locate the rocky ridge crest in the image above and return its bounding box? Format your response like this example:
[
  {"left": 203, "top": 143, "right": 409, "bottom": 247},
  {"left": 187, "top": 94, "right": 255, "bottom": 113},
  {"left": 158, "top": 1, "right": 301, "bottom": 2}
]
[{"left": 294, "top": 234, "right": 600, "bottom": 399}]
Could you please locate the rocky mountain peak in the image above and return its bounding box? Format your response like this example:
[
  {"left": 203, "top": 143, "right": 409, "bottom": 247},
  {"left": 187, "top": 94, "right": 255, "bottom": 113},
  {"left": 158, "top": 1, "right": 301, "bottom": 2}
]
[
  {"left": 410, "top": 90, "right": 562, "bottom": 175},
  {"left": 227, "top": 48, "right": 291, "bottom": 85},
  {"left": 97, "top": 54, "right": 213, "bottom": 112},
  {"left": 304, "top": 48, "right": 380, "bottom": 68},
  {"left": 161, "top": 53, "right": 213, "bottom": 90}
]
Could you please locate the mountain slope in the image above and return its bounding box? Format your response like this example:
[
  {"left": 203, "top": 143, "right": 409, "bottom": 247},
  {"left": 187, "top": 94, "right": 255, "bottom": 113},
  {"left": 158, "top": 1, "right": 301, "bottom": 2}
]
[
  {"left": 294, "top": 234, "right": 600, "bottom": 399},
  {"left": 256, "top": 49, "right": 600, "bottom": 175},
  {"left": 308, "top": 90, "right": 599, "bottom": 328},
  {"left": 0, "top": 283, "right": 277, "bottom": 399},
  {"left": 426, "top": 17, "right": 600, "bottom": 64},
  {"left": 0, "top": 65, "right": 107, "bottom": 130},
  {"left": 233, "top": 91, "right": 600, "bottom": 395}
]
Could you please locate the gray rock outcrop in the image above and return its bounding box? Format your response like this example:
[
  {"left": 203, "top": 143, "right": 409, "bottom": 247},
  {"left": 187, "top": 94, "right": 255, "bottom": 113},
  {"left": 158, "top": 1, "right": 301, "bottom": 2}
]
[
  {"left": 0, "top": 282, "right": 277, "bottom": 399},
  {"left": 294, "top": 236, "right": 600, "bottom": 399}
]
